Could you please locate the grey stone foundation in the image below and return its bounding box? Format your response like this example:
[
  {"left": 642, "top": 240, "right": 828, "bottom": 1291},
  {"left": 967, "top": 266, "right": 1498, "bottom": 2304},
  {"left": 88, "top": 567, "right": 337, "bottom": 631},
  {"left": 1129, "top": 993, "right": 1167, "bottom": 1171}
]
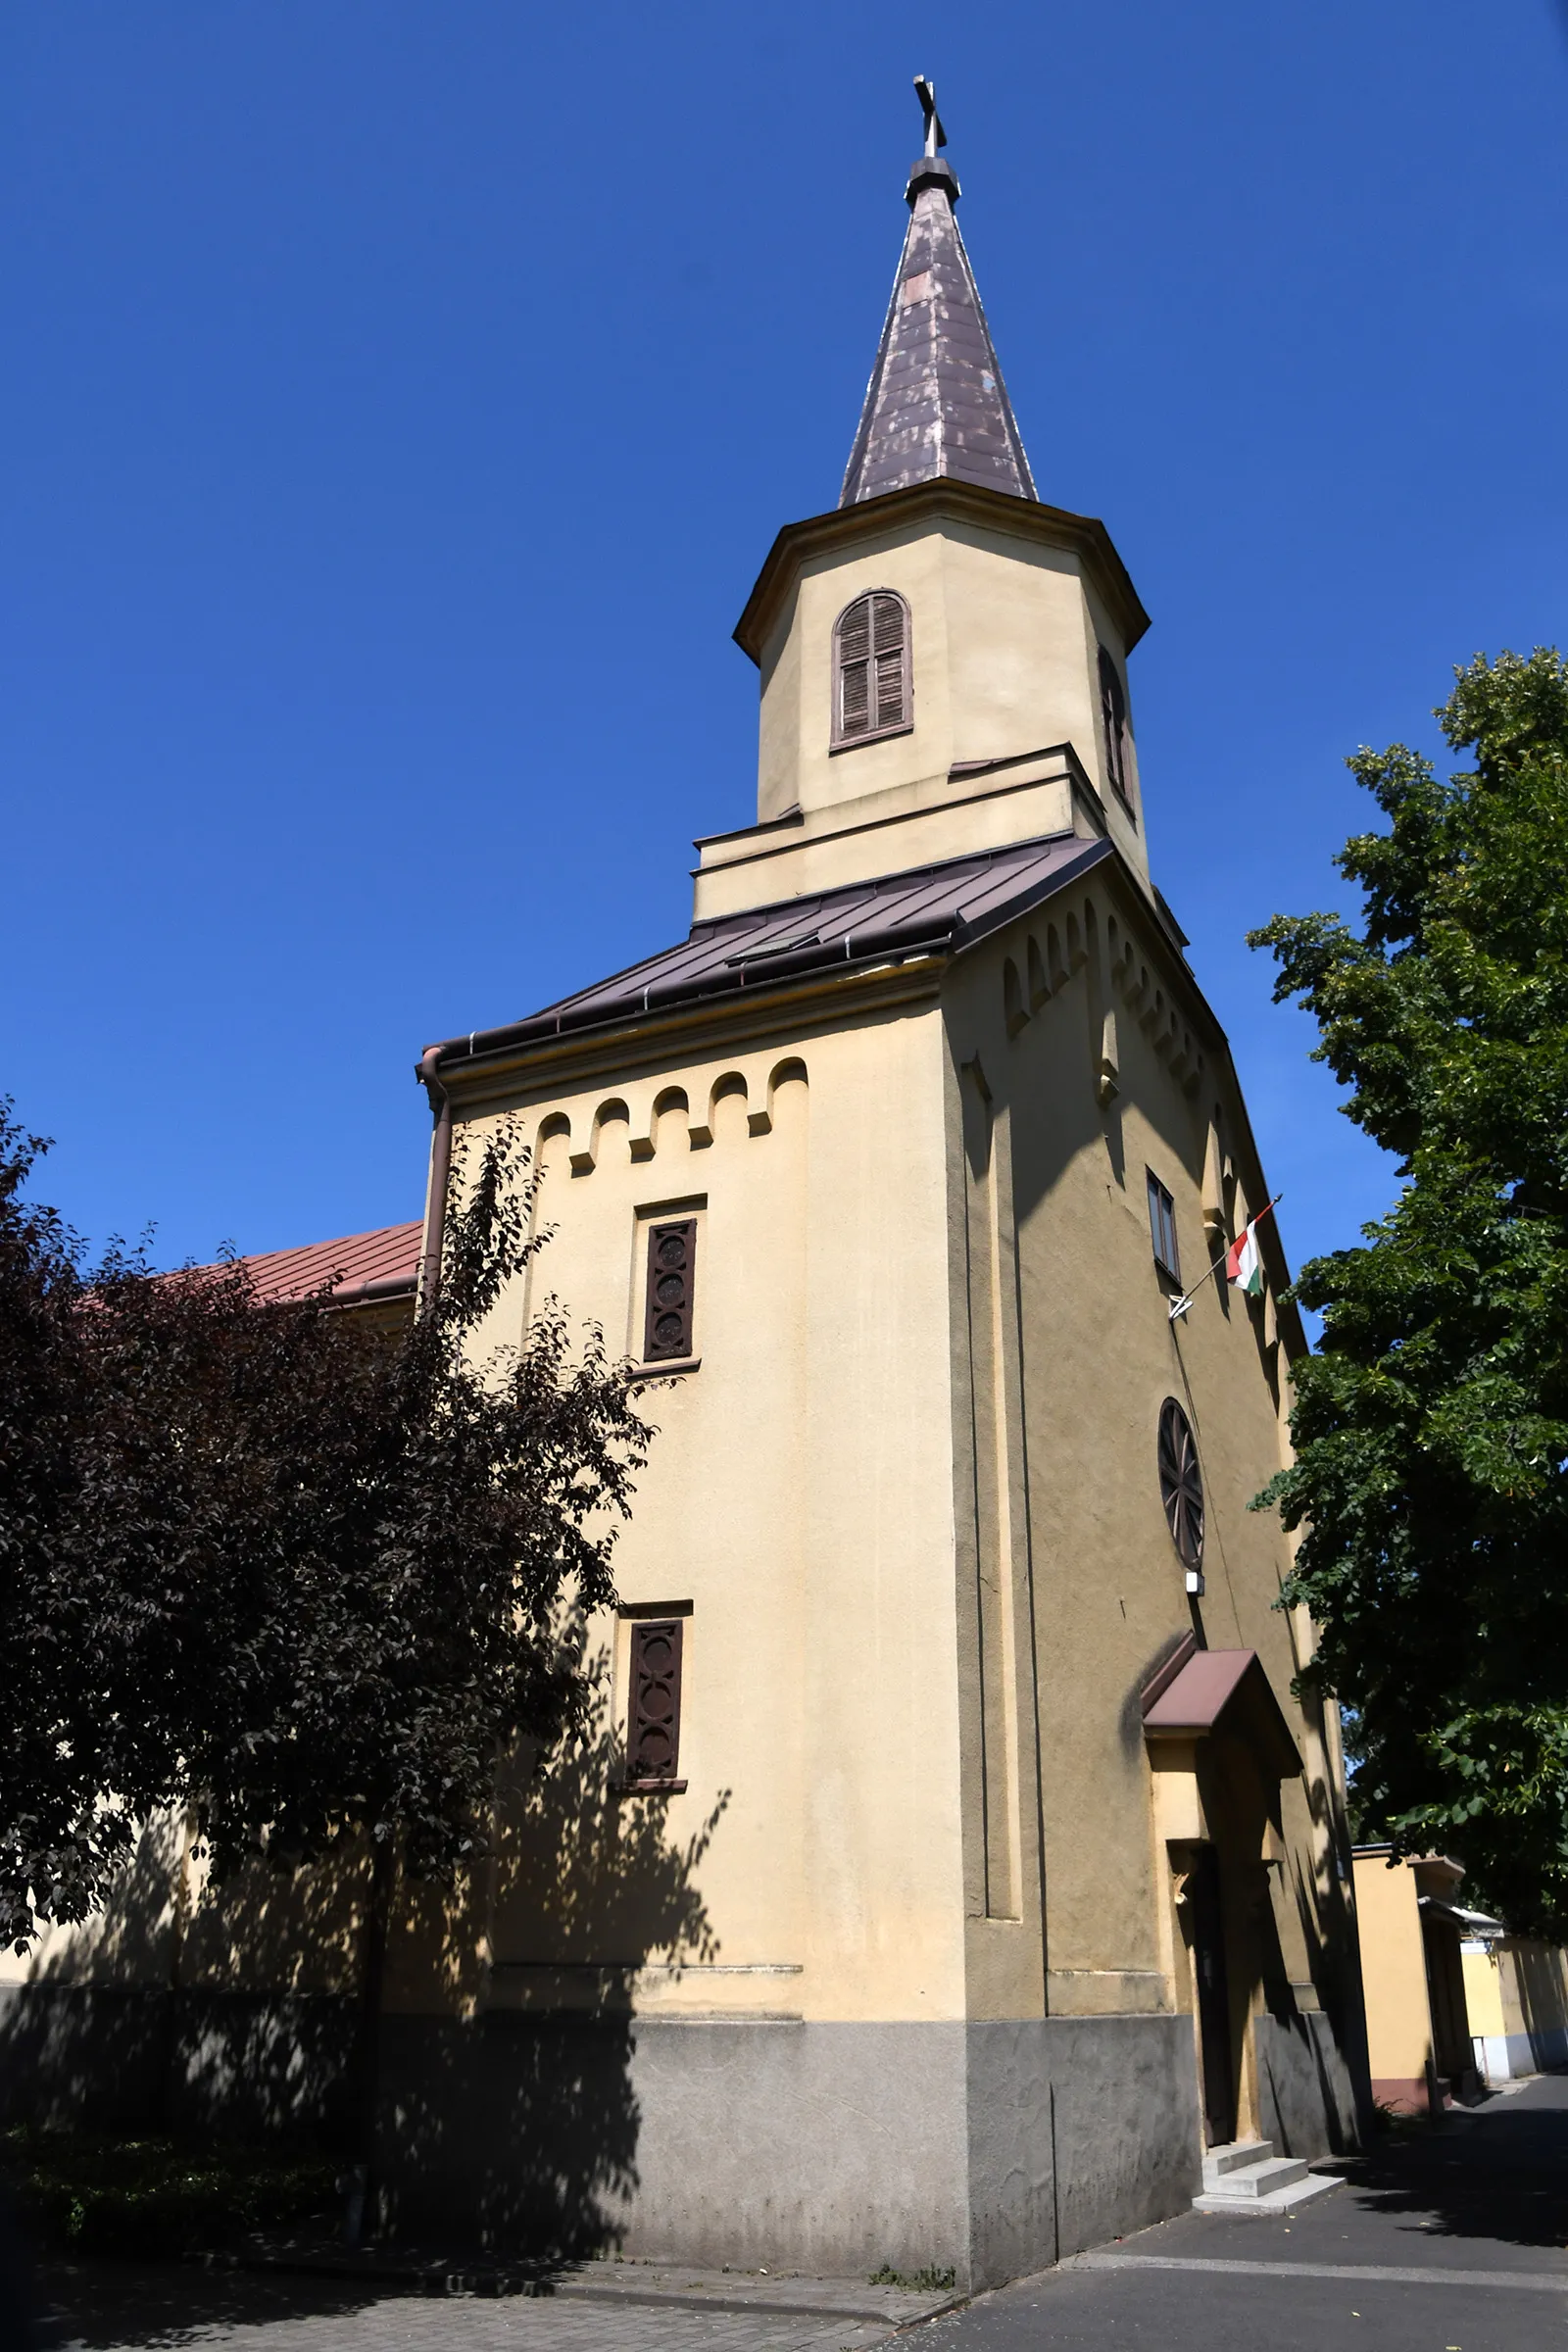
[
  {"left": 8, "top": 1991, "right": 1374, "bottom": 2289},
  {"left": 1254, "top": 2009, "right": 1363, "bottom": 2160},
  {"left": 375, "top": 2010, "right": 1203, "bottom": 2289}
]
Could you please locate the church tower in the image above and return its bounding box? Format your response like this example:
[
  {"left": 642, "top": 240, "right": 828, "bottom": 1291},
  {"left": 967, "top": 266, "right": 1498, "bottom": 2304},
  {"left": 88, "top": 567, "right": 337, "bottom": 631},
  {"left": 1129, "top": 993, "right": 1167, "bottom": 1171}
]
[
  {"left": 702, "top": 84, "right": 1151, "bottom": 923},
  {"left": 385, "top": 91, "right": 1369, "bottom": 2283}
]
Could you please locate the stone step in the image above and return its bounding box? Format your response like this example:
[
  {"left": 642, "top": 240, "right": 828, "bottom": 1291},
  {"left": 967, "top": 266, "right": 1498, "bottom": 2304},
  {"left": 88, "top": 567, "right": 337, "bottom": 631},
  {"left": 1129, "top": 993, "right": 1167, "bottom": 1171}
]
[
  {"left": 1202, "top": 2138, "right": 1275, "bottom": 2180},
  {"left": 1201, "top": 2154, "right": 1311, "bottom": 2199},
  {"left": 1193, "top": 2168, "right": 1343, "bottom": 2218}
]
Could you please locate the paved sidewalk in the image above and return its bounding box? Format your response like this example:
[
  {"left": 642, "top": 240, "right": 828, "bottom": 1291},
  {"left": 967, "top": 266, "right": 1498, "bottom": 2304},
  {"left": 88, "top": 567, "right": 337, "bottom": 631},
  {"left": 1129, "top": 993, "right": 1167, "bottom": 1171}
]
[{"left": 37, "top": 2254, "right": 956, "bottom": 2352}]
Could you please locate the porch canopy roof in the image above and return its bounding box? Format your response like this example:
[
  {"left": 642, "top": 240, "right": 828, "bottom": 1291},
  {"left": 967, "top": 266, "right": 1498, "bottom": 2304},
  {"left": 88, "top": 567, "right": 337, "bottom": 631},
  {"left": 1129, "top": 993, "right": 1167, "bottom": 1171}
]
[{"left": 1141, "top": 1643, "right": 1301, "bottom": 1782}]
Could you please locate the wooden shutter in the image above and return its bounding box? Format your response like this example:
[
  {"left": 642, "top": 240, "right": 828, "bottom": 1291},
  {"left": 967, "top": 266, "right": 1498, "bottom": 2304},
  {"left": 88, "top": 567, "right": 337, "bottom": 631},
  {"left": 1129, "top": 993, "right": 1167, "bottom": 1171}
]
[
  {"left": 1146, "top": 1172, "right": 1180, "bottom": 1284},
  {"left": 627, "top": 1618, "right": 683, "bottom": 1784},
  {"left": 838, "top": 595, "right": 872, "bottom": 738},
  {"left": 1100, "top": 647, "right": 1128, "bottom": 802},
  {"left": 836, "top": 591, "right": 909, "bottom": 743},
  {"left": 872, "top": 592, "right": 906, "bottom": 729},
  {"left": 643, "top": 1218, "right": 697, "bottom": 1361}
]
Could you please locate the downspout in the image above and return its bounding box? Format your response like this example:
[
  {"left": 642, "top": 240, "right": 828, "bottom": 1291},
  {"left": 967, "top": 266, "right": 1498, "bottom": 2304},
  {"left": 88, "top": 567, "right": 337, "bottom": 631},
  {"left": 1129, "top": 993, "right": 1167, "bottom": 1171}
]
[{"left": 416, "top": 1047, "right": 453, "bottom": 1315}]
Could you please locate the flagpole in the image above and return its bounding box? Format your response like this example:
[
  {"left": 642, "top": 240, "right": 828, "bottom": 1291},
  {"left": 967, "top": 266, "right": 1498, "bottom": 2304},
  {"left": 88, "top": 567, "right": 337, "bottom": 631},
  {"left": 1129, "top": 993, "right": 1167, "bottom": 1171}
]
[{"left": 1168, "top": 1194, "right": 1282, "bottom": 1323}]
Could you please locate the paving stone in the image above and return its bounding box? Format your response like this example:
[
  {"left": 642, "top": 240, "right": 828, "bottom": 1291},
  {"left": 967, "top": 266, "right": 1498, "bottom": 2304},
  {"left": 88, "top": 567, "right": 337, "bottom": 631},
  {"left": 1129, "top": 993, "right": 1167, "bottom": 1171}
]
[{"left": 38, "top": 2256, "right": 954, "bottom": 2352}]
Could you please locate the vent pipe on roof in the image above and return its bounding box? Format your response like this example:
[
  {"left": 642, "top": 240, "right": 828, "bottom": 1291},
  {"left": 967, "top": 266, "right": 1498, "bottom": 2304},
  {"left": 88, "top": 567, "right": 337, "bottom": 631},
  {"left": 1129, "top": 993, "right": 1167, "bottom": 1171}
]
[{"left": 416, "top": 1048, "right": 453, "bottom": 1315}]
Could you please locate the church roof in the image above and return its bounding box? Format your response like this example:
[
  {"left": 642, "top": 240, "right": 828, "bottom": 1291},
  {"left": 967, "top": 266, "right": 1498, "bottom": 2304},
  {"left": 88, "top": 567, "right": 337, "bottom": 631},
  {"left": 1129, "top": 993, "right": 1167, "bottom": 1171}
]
[
  {"left": 423, "top": 831, "right": 1110, "bottom": 1074},
  {"left": 839, "top": 146, "right": 1037, "bottom": 509},
  {"left": 210, "top": 1220, "right": 422, "bottom": 1307}
]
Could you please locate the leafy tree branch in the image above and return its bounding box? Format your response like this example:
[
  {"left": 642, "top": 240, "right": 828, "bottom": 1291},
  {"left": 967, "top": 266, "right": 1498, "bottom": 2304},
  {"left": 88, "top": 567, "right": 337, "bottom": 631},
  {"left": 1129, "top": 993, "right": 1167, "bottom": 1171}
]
[{"left": 1250, "top": 649, "right": 1568, "bottom": 1936}]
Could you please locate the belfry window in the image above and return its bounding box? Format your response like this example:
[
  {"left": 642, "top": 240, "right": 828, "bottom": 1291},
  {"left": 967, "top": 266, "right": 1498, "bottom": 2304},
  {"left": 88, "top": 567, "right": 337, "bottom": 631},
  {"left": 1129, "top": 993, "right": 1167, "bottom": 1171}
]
[
  {"left": 1098, "top": 646, "right": 1134, "bottom": 813},
  {"left": 833, "top": 590, "right": 911, "bottom": 748}
]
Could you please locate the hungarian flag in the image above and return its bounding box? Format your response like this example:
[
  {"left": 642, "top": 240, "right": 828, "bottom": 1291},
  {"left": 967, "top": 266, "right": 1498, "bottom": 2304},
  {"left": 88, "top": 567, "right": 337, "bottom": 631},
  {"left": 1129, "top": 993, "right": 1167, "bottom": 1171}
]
[{"left": 1226, "top": 1207, "right": 1270, "bottom": 1297}]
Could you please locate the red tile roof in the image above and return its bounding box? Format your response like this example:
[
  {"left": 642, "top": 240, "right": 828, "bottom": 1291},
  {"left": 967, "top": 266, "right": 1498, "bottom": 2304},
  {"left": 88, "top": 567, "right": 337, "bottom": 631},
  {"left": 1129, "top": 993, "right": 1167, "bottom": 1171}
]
[{"left": 225, "top": 1220, "right": 423, "bottom": 1306}]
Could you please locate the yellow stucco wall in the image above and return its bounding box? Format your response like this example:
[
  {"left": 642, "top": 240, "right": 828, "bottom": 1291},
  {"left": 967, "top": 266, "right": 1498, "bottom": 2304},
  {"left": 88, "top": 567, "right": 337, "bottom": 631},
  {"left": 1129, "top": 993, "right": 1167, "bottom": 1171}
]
[
  {"left": 1462, "top": 1936, "right": 1568, "bottom": 2081},
  {"left": 1350, "top": 1851, "right": 1431, "bottom": 2090},
  {"left": 419, "top": 987, "right": 968, "bottom": 2029},
  {"left": 1461, "top": 1941, "right": 1505, "bottom": 2041},
  {"left": 933, "top": 863, "right": 1352, "bottom": 2136}
]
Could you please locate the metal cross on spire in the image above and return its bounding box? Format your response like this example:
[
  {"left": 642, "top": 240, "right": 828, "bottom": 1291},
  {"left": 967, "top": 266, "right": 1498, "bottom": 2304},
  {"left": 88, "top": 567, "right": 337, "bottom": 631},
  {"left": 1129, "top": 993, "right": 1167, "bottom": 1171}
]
[{"left": 913, "top": 76, "right": 947, "bottom": 159}]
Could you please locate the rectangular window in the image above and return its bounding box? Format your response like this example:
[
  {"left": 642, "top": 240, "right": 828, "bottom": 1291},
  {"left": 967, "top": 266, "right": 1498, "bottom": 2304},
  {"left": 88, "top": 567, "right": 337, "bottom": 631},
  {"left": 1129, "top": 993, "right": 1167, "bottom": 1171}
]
[
  {"left": 643, "top": 1218, "right": 697, "bottom": 1361},
  {"left": 626, "top": 1618, "right": 684, "bottom": 1788},
  {"left": 1147, "top": 1172, "right": 1180, "bottom": 1283}
]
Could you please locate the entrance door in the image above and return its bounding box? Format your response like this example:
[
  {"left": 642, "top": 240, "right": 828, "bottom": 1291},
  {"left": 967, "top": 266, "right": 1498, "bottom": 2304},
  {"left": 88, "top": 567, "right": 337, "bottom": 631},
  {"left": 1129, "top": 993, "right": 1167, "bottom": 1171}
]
[
  {"left": 1422, "top": 1912, "right": 1473, "bottom": 2088},
  {"left": 1187, "top": 1846, "right": 1236, "bottom": 2146}
]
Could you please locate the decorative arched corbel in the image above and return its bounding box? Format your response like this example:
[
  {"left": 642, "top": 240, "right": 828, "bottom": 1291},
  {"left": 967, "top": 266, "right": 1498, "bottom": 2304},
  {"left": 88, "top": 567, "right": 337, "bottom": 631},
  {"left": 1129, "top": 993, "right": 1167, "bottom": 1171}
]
[
  {"left": 749, "top": 1057, "right": 808, "bottom": 1135},
  {"left": 571, "top": 1099, "right": 630, "bottom": 1176},
  {"left": 630, "top": 1087, "right": 690, "bottom": 1163},
  {"left": 691, "top": 1071, "right": 748, "bottom": 1149}
]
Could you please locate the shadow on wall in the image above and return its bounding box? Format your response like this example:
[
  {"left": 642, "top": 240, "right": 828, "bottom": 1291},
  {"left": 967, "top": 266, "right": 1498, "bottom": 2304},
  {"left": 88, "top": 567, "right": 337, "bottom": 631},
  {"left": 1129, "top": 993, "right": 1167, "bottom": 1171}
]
[
  {"left": 0, "top": 1810, "right": 369, "bottom": 2150},
  {"left": 377, "top": 1724, "right": 728, "bottom": 2253},
  {"left": 0, "top": 1721, "right": 726, "bottom": 2263},
  {"left": 1515, "top": 1942, "right": 1568, "bottom": 2066}
]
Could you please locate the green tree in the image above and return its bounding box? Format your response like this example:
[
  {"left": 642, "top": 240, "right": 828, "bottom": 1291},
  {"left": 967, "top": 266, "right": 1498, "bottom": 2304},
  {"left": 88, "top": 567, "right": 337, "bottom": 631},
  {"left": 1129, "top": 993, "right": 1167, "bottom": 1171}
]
[
  {"left": 0, "top": 1105, "right": 649, "bottom": 1957},
  {"left": 1250, "top": 649, "right": 1568, "bottom": 1936}
]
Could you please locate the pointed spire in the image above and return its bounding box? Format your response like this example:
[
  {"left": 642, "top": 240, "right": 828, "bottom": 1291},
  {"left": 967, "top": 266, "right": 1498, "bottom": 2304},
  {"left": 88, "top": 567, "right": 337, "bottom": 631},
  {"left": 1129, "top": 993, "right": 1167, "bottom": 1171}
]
[{"left": 840, "top": 83, "right": 1037, "bottom": 510}]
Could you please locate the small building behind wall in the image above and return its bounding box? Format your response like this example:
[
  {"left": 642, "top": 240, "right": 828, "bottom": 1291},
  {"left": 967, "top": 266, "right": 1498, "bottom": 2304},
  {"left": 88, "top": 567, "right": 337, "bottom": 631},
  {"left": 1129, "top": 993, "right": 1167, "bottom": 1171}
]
[
  {"left": 1461, "top": 1928, "right": 1568, "bottom": 2085},
  {"left": 1351, "top": 1848, "right": 1482, "bottom": 2112}
]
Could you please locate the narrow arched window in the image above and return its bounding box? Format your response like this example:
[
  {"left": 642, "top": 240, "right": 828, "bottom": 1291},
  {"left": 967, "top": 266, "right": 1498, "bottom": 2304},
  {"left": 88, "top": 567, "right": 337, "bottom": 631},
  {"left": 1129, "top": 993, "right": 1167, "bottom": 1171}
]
[
  {"left": 1098, "top": 646, "right": 1133, "bottom": 812},
  {"left": 833, "top": 590, "right": 911, "bottom": 748}
]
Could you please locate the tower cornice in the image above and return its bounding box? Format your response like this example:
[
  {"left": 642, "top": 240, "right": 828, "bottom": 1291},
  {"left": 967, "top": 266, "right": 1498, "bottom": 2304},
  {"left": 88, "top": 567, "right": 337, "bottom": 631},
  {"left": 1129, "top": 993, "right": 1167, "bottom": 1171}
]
[{"left": 733, "top": 476, "right": 1151, "bottom": 668}]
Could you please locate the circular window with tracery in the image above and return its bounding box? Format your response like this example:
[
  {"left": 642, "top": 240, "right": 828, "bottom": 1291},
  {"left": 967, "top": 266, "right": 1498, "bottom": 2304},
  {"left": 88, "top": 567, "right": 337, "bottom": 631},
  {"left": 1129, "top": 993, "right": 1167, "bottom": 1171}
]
[{"left": 1157, "top": 1398, "right": 1204, "bottom": 1570}]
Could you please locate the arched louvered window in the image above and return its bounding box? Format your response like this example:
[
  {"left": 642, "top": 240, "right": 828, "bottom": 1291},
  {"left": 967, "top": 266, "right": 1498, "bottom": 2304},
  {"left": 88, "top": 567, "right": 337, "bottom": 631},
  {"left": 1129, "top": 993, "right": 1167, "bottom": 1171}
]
[
  {"left": 833, "top": 590, "right": 911, "bottom": 748},
  {"left": 1099, "top": 646, "right": 1134, "bottom": 812}
]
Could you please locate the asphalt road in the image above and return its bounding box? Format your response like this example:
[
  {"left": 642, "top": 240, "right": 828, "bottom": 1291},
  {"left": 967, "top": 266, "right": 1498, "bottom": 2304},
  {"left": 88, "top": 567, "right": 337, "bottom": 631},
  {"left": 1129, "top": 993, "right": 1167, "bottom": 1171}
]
[{"left": 916, "top": 2070, "right": 1568, "bottom": 2352}]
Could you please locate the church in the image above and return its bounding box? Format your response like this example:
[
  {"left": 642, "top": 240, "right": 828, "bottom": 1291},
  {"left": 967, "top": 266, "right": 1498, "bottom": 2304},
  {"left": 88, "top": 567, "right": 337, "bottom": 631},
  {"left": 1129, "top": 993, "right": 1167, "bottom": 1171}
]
[{"left": 2, "top": 95, "right": 1369, "bottom": 2288}]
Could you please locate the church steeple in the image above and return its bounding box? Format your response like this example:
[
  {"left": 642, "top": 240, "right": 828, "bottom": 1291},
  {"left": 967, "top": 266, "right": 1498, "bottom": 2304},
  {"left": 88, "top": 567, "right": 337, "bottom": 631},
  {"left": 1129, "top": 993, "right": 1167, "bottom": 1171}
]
[{"left": 839, "top": 81, "right": 1037, "bottom": 509}]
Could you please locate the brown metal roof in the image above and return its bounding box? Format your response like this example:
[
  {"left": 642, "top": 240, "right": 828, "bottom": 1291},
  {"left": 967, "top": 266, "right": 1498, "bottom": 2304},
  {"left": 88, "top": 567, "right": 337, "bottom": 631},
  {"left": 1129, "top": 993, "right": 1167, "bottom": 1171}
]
[
  {"left": 841, "top": 154, "right": 1036, "bottom": 508},
  {"left": 423, "top": 830, "right": 1110, "bottom": 1075},
  {"left": 1142, "top": 1647, "right": 1301, "bottom": 1780},
  {"left": 218, "top": 1220, "right": 422, "bottom": 1307}
]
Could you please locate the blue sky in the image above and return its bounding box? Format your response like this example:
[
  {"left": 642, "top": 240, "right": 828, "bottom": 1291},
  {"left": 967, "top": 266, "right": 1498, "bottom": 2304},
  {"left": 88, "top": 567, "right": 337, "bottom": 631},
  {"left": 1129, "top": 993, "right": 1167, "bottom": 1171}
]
[{"left": 5, "top": 2, "right": 1567, "bottom": 1283}]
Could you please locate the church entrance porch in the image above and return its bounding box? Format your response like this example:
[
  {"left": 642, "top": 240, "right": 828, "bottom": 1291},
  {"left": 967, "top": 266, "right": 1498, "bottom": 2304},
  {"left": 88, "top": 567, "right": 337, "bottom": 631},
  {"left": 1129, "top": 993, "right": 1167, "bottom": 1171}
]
[{"left": 1146, "top": 1645, "right": 1363, "bottom": 2180}]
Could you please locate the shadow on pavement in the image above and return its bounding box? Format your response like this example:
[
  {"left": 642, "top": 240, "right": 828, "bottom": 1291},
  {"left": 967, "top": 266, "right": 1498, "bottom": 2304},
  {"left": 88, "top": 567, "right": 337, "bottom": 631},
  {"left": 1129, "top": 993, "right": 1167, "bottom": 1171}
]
[
  {"left": 1326, "top": 2076, "right": 1568, "bottom": 2251},
  {"left": 36, "top": 2260, "right": 503, "bottom": 2352}
]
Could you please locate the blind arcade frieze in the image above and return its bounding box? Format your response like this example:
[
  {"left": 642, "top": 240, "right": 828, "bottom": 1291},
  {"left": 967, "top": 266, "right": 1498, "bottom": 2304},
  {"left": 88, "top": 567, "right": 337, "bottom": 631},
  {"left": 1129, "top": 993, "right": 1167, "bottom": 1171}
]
[{"left": 539, "top": 1057, "right": 808, "bottom": 1178}]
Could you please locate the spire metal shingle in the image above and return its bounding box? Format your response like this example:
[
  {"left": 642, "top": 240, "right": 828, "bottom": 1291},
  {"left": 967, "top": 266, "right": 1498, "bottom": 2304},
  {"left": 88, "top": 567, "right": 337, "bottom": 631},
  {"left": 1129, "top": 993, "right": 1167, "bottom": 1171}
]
[{"left": 839, "top": 97, "right": 1037, "bottom": 510}]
